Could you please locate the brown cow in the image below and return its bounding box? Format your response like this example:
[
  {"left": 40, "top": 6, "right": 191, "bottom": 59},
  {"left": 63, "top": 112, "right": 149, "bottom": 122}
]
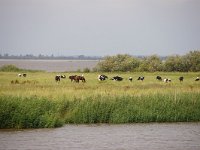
[
  {"left": 69, "top": 75, "right": 77, "bottom": 82},
  {"left": 74, "top": 75, "right": 86, "bottom": 83}
]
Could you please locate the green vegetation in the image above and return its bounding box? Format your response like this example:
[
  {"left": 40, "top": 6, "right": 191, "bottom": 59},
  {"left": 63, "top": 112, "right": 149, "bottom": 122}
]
[
  {"left": 66, "top": 93, "right": 200, "bottom": 124},
  {"left": 0, "top": 71, "right": 200, "bottom": 128},
  {"left": 0, "top": 93, "right": 200, "bottom": 128},
  {"left": 0, "top": 65, "right": 23, "bottom": 72},
  {"left": 0, "top": 96, "right": 64, "bottom": 128},
  {"left": 0, "top": 64, "right": 43, "bottom": 72},
  {"left": 96, "top": 50, "right": 200, "bottom": 72},
  {"left": 96, "top": 54, "right": 140, "bottom": 72}
]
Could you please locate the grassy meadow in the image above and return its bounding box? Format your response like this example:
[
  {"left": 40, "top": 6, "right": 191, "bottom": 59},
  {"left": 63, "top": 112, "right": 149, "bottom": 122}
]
[{"left": 0, "top": 71, "right": 200, "bottom": 128}]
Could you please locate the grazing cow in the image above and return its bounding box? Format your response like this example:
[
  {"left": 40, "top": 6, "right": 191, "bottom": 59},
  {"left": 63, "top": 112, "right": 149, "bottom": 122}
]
[
  {"left": 179, "top": 76, "right": 184, "bottom": 82},
  {"left": 18, "top": 73, "right": 27, "bottom": 77},
  {"left": 111, "top": 76, "right": 123, "bottom": 81},
  {"left": 195, "top": 77, "right": 199, "bottom": 81},
  {"left": 55, "top": 75, "right": 61, "bottom": 82},
  {"left": 156, "top": 76, "right": 162, "bottom": 81},
  {"left": 129, "top": 77, "right": 133, "bottom": 82},
  {"left": 163, "top": 78, "right": 171, "bottom": 83},
  {"left": 163, "top": 78, "right": 168, "bottom": 83},
  {"left": 61, "top": 75, "right": 66, "bottom": 78},
  {"left": 98, "top": 75, "right": 108, "bottom": 81},
  {"left": 74, "top": 75, "right": 86, "bottom": 83},
  {"left": 138, "top": 76, "right": 145, "bottom": 81},
  {"left": 69, "top": 75, "right": 77, "bottom": 82},
  {"left": 23, "top": 73, "right": 27, "bottom": 77}
]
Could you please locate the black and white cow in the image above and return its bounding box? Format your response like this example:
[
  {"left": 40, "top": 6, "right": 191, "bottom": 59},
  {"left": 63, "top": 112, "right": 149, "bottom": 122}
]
[
  {"left": 179, "top": 76, "right": 184, "bottom": 82},
  {"left": 156, "top": 76, "right": 162, "bottom": 81},
  {"left": 195, "top": 77, "right": 199, "bottom": 81},
  {"left": 55, "top": 75, "right": 61, "bottom": 82},
  {"left": 163, "top": 78, "right": 171, "bottom": 83},
  {"left": 138, "top": 76, "right": 145, "bottom": 81},
  {"left": 111, "top": 76, "right": 123, "bottom": 81},
  {"left": 61, "top": 75, "right": 66, "bottom": 78},
  {"left": 98, "top": 75, "right": 108, "bottom": 81},
  {"left": 129, "top": 77, "right": 133, "bottom": 82},
  {"left": 18, "top": 73, "right": 27, "bottom": 77},
  {"left": 55, "top": 74, "right": 66, "bottom": 82}
]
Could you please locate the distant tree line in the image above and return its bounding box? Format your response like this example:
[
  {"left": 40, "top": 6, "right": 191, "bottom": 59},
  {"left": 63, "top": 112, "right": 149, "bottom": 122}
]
[
  {"left": 0, "top": 54, "right": 102, "bottom": 60},
  {"left": 95, "top": 51, "right": 200, "bottom": 72}
]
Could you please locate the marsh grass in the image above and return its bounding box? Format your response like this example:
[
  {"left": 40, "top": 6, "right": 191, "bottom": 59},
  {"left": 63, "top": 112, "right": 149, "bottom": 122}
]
[
  {"left": 0, "top": 71, "right": 200, "bottom": 128},
  {"left": 0, "top": 96, "right": 64, "bottom": 128},
  {"left": 0, "top": 92, "right": 200, "bottom": 128}
]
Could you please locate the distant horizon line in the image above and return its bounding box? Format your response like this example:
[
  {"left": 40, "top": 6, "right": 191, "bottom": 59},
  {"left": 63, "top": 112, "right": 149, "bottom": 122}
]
[{"left": 0, "top": 52, "right": 192, "bottom": 58}]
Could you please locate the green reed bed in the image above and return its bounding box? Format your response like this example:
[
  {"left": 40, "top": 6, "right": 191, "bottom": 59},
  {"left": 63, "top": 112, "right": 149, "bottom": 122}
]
[
  {"left": 0, "top": 96, "right": 65, "bottom": 128},
  {"left": 67, "top": 93, "right": 200, "bottom": 123},
  {"left": 0, "top": 92, "right": 200, "bottom": 129}
]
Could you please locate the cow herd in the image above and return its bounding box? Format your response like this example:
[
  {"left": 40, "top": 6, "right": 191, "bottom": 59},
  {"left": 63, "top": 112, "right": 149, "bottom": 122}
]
[
  {"left": 56, "top": 74, "right": 200, "bottom": 83},
  {"left": 17, "top": 73, "right": 200, "bottom": 83},
  {"left": 97, "top": 75, "right": 196, "bottom": 83}
]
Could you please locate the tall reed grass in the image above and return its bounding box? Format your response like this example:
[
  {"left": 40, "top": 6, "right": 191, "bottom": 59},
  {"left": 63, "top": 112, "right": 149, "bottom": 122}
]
[
  {"left": 0, "top": 92, "right": 200, "bottom": 128},
  {"left": 0, "top": 96, "right": 65, "bottom": 128}
]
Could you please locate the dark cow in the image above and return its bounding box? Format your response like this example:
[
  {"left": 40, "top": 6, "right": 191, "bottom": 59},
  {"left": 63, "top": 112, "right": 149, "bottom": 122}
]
[
  {"left": 195, "top": 77, "right": 199, "bottom": 81},
  {"left": 23, "top": 73, "right": 27, "bottom": 77},
  {"left": 129, "top": 77, "right": 133, "bottom": 82},
  {"left": 74, "top": 75, "right": 86, "bottom": 83},
  {"left": 98, "top": 75, "right": 108, "bottom": 81},
  {"left": 156, "top": 76, "right": 162, "bottom": 81},
  {"left": 55, "top": 75, "right": 61, "bottom": 82},
  {"left": 111, "top": 76, "right": 123, "bottom": 81},
  {"left": 179, "top": 76, "right": 184, "bottom": 82},
  {"left": 138, "top": 76, "right": 145, "bottom": 81},
  {"left": 69, "top": 75, "right": 77, "bottom": 82}
]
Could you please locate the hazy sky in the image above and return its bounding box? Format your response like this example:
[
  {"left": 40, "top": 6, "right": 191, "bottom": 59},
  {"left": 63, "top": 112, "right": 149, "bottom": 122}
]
[{"left": 0, "top": 0, "right": 200, "bottom": 56}]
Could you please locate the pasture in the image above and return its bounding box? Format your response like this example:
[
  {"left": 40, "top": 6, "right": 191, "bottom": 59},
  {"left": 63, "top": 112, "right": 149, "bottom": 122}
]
[
  {"left": 1, "top": 72, "right": 200, "bottom": 98},
  {"left": 0, "top": 71, "right": 200, "bottom": 128}
]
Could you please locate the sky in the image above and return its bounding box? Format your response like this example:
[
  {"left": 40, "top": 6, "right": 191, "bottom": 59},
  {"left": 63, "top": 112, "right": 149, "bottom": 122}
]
[{"left": 0, "top": 0, "right": 200, "bottom": 56}]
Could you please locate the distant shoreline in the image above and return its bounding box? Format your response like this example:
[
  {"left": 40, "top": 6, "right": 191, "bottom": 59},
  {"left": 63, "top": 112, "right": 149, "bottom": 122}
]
[
  {"left": 0, "top": 58, "right": 101, "bottom": 61},
  {"left": 0, "top": 55, "right": 103, "bottom": 60}
]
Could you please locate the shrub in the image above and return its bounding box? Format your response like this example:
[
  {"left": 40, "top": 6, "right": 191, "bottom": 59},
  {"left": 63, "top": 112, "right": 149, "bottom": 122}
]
[
  {"left": 83, "top": 67, "right": 90, "bottom": 73},
  {"left": 0, "top": 65, "right": 21, "bottom": 72}
]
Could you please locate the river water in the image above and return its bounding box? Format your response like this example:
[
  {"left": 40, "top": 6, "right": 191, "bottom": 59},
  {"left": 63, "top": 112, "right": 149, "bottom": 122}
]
[
  {"left": 0, "top": 123, "right": 200, "bottom": 150},
  {"left": 0, "top": 59, "right": 99, "bottom": 72}
]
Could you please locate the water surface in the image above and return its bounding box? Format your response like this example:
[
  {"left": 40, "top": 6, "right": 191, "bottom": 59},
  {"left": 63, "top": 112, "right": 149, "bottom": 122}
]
[
  {"left": 0, "top": 123, "right": 200, "bottom": 150},
  {"left": 0, "top": 59, "right": 99, "bottom": 72}
]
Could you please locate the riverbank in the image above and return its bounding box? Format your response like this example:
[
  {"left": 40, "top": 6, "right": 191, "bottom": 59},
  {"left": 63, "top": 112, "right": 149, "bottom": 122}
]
[{"left": 0, "top": 71, "right": 199, "bottom": 128}]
